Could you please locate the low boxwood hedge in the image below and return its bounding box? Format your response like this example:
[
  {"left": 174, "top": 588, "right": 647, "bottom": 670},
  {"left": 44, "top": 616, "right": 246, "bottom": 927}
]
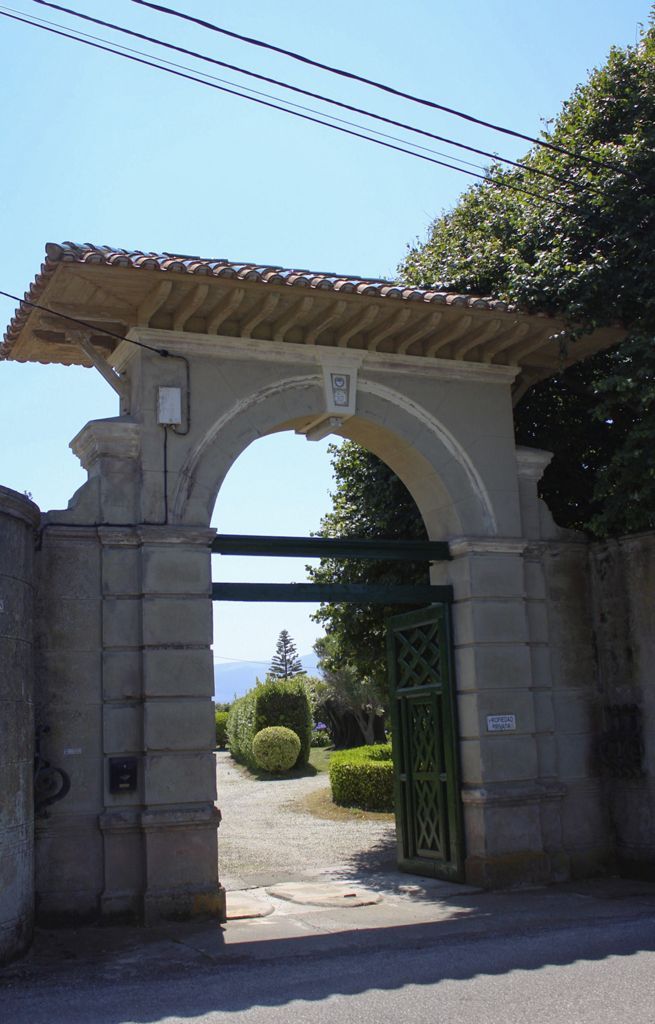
[{"left": 329, "top": 744, "right": 394, "bottom": 812}]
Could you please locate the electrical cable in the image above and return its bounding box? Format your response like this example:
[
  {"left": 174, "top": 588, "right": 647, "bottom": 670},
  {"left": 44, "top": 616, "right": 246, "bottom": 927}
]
[
  {"left": 212, "top": 654, "right": 288, "bottom": 665},
  {"left": 130, "top": 0, "right": 628, "bottom": 176},
  {"left": 0, "top": 287, "right": 168, "bottom": 355},
  {"left": 0, "top": 10, "right": 577, "bottom": 209},
  {"left": 13, "top": 3, "right": 488, "bottom": 173},
  {"left": 25, "top": 0, "right": 583, "bottom": 189}
]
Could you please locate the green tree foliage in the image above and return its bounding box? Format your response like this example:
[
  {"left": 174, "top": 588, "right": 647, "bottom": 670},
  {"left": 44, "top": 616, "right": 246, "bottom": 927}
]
[
  {"left": 400, "top": 21, "right": 655, "bottom": 536},
  {"left": 268, "top": 629, "right": 303, "bottom": 679},
  {"left": 314, "top": 633, "right": 386, "bottom": 747},
  {"left": 308, "top": 441, "right": 429, "bottom": 703}
]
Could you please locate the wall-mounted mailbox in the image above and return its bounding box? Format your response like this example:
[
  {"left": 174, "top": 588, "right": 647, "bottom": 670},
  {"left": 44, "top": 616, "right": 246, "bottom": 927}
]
[{"left": 109, "top": 757, "right": 138, "bottom": 794}]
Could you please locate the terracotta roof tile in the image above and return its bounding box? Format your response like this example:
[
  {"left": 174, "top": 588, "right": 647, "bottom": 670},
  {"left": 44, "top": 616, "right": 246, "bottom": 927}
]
[{"left": 3, "top": 241, "right": 527, "bottom": 359}]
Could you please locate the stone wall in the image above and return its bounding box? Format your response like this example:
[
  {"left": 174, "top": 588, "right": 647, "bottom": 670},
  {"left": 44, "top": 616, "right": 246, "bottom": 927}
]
[
  {"left": 541, "top": 540, "right": 611, "bottom": 876},
  {"left": 0, "top": 486, "right": 40, "bottom": 963},
  {"left": 33, "top": 525, "right": 105, "bottom": 922},
  {"left": 536, "top": 528, "right": 655, "bottom": 879},
  {"left": 590, "top": 533, "right": 655, "bottom": 877}
]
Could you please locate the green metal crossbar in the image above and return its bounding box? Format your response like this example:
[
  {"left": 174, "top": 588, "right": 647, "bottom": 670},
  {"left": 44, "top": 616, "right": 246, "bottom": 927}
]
[
  {"left": 211, "top": 533, "right": 451, "bottom": 561},
  {"left": 212, "top": 582, "right": 453, "bottom": 604}
]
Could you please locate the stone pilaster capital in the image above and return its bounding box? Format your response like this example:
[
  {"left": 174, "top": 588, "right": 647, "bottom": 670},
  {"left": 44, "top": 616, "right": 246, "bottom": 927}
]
[
  {"left": 516, "top": 446, "right": 553, "bottom": 482},
  {"left": 70, "top": 417, "right": 141, "bottom": 471},
  {"left": 136, "top": 525, "right": 216, "bottom": 547},
  {"left": 449, "top": 537, "right": 529, "bottom": 558}
]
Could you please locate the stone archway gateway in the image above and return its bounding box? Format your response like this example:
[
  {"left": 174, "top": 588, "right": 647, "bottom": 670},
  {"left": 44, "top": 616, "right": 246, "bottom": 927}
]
[{"left": 0, "top": 242, "right": 630, "bottom": 957}]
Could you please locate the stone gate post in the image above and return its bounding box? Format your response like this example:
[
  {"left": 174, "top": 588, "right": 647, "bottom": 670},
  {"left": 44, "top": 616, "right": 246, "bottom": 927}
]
[
  {"left": 33, "top": 410, "right": 223, "bottom": 923},
  {"left": 445, "top": 537, "right": 568, "bottom": 886},
  {"left": 98, "top": 524, "right": 221, "bottom": 922},
  {"left": 0, "top": 487, "right": 40, "bottom": 961}
]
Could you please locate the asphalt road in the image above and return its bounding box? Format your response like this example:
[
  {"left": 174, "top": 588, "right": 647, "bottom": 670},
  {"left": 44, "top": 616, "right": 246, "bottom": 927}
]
[{"left": 4, "top": 913, "right": 655, "bottom": 1024}]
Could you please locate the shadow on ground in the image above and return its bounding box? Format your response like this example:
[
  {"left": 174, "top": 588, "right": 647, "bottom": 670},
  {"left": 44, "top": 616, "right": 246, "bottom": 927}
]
[{"left": 2, "top": 881, "right": 655, "bottom": 1024}]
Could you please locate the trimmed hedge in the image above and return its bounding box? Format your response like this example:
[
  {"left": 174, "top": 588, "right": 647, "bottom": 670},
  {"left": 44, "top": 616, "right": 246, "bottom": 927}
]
[
  {"left": 215, "top": 709, "right": 229, "bottom": 748},
  {"left": 226, "top": 692, "right": 258, "bottom": 765},
  {"left": 329, "top": 744, "right": 394, "bottom": 812},
  {"left": 252, "top": 726, "right": 301, "bottom": 773},
  {"left": 226, "top": 678, "right": 312, "bottom": 770},
  {"left": 254, "top": 678, "right": 312, "bottom": 767}
]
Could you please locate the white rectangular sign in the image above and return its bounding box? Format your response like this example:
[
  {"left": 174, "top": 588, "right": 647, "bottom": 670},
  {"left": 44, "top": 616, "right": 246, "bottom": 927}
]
[{"left": 486, "top": 714, "right": 517, "bottom": 732}]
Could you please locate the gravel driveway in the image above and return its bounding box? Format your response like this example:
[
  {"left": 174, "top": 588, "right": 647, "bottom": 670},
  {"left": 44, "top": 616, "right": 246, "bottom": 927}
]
[{"left": 215, "top": 751, "right": 396, "bottom": 890}]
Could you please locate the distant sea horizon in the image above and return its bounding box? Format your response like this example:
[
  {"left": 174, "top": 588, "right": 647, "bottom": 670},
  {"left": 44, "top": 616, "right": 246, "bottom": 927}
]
[{"left": 213, "top": 652, "right": 321, "bottom": 703}]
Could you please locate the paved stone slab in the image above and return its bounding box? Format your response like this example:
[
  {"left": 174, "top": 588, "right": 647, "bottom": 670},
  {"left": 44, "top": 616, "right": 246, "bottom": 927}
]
[
  {"left": 226, "top": 891, "right": 274, "bottom": 920},
  {"left": 267, "top": 881, "right": 383, "bottom": 908}
]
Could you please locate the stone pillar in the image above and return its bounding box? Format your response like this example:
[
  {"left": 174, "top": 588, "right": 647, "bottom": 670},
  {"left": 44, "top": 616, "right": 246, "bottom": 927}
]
[
  {"left": 98, "top": 525, "right": 223, "bottom": 923},
  {"left": 140, "top": 527, "right": 222, "bottom": 922},
  {"left": 448, "top": 537, "right": 564, "bottom": 887},
  {"left": 34, "top": 415, "right": 223, "bottom": 923},
  {"left": 0, "top": 486, "right": 40, "bottom": 962},
  {"left": 517, "top": 446, "right": 611, "bottom": 876}
]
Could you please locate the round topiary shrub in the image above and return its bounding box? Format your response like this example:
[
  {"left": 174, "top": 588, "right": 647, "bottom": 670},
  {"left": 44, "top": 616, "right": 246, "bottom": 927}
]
[{"left": 252, "top": 726, "right": 301, "bottom": 773}]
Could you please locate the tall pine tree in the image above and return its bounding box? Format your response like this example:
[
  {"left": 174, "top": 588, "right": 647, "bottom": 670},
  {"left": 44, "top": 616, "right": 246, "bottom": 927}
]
[{"left": 269, "top": 630, "right": 303, "bottom": 679}]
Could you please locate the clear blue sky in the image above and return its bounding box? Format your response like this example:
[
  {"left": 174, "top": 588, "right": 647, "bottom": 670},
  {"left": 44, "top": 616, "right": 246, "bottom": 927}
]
[{"left": 0, "top": 0, "right": 649, "bottom": 662}]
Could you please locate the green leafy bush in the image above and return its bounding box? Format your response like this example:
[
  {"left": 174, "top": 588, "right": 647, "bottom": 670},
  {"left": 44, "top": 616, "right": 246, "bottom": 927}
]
[
  {"left": 226, "top": 692, "right": 257, "bottom": 764},
  {"left": 253, "top": 677, "right": 312, "bottom": 768},
  {"left": 226, "top": 678, "right": 312, "bottom": 769},
  {"left": 311, "top": 727, "right": 332, "bottom": 748},
  {"left": 215, "top": 709, "right": 229, "bottom": 748},
  {"left": 252, "top": 726, "right": 301, "bottom": 773},
  {"left": 329, "top": 744, "right": 394, "bottom": 811}
]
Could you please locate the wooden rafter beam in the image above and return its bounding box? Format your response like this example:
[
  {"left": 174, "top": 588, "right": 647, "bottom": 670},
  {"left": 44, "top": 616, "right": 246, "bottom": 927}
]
[
  {"left": 137, "top": 280, "right": 173, "bottom": 326},
  {"left": 366, "top": 308, "right": 412, "bottom": 352},
  {"left": 506, "top": 326, "right": 559, "bottom": 364},
  {"left": 336, "top": 305, "right": 378, "bottom": 348},
  {"left": 46, "top": 301, "right": 135, "bottom": 324},
  {"left": 304, "top": 300, "right": 347, "bottom": 345},
  {"left": 397, "top": 311, "right": 443, "bottom": 354},
  {"left": 425, "top": 314, "right": 473, "bottom": 357},
  {"left": 241, "top": 293, "right": 280, "bottom": 338},
  {"left": 67, "top": 329, "right": 128, "bottom": 398},
  {"left": 172, "top": 284, "right": 209, "bottom": 331},
  {"left": 452, "top": 318, "right": 503, "bottom": 361},
  {"left": 272, "top": 296, "right": 313, "bottom": 342},
  {"left": 482, "top": 322, "right": 530, "bottom": 363},
  {"left": 206, "top": 288, "right": 245, "bottom": 334}
]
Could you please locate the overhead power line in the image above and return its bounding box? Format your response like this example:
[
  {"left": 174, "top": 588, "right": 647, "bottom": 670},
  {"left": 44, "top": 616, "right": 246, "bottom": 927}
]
[
  {"left": 27, "top": 0, "right": 582, "bottom": 190},
  {"left": 0, "top": 9, "right": 574, "bottom": 208},
  {"left": 16, "top": 3, "right": 486, "bottom": 173},
  {"left": 0, "top": 288, "right": 168, "bottom": 355},
  {"left": 131, "top": 0, "right": 626, "bottom": 176}
]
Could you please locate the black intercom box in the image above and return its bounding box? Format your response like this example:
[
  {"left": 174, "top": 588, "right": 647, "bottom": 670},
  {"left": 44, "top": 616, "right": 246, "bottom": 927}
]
[{"left": 109, "top": 757, "right": 138, "bottom": 793}]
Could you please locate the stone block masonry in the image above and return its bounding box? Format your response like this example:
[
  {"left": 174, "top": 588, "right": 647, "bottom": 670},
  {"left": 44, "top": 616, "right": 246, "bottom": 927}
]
[{"left": 0, "top": 486, "right": 40, "bottom": 963}]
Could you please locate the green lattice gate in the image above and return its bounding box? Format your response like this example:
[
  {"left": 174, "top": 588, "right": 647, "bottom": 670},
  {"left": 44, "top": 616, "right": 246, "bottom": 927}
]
[{"left": 387, "top": 604, "right": 464, "bottom": 880}]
